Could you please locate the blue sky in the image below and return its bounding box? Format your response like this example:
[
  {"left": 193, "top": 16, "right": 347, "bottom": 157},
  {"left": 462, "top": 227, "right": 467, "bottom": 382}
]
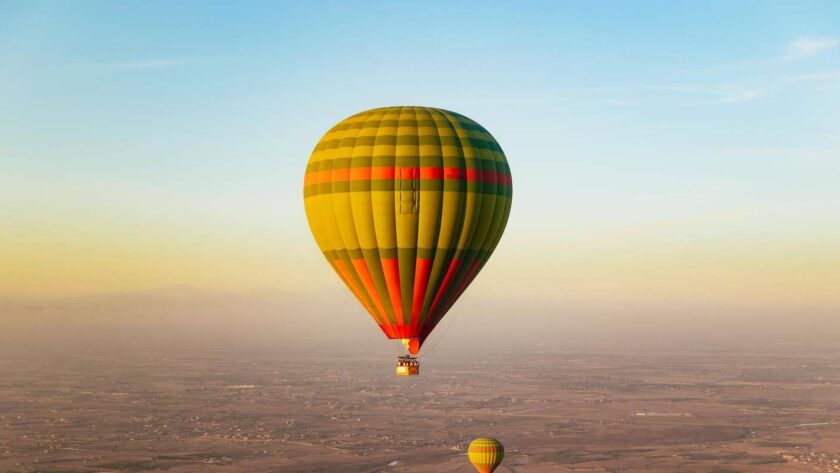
[{"left": 1, "top": 1, "right": 839, "bottom": 311}]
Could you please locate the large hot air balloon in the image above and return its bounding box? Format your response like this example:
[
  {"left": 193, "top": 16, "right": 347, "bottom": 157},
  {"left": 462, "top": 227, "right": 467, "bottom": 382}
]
[
  {"left": 303, "top": 106, "right": 512, "bottom": 373},
  {"left": 468, "top": 438, "right": 504, "bottom": 473}
]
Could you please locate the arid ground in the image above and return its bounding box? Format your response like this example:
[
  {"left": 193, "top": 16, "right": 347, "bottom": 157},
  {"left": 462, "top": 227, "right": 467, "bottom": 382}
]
[{"left": 1, "top": 339, "right": 838, "bottom": 473}]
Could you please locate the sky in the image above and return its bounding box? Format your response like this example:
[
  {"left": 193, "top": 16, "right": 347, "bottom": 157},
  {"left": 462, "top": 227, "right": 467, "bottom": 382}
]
[{"left": 2, "top": 1, "right": 839, "bottom": 322}]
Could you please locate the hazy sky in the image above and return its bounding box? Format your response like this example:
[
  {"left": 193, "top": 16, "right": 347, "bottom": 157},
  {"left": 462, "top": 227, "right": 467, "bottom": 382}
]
[{"left": 2, "top": 1, "right": 839, "bottom": 318}]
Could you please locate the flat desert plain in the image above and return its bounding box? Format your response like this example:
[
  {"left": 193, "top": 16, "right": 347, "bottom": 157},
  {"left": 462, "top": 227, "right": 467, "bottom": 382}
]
[{"left": 1, "top": 341, "right": 839, "bottom": 473}]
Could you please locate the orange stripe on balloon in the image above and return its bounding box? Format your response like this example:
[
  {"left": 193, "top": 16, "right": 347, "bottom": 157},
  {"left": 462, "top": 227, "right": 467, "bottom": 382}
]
[
  {"left": 350, "top": 258, "right": 390, "bottom": 331},
  {"left": 398, "top": 167, "right": 418, "bottom": 180},
  {"left": 304, "top": 166, "right": 511, "bottom": 185},
  {"left": 303, "top": 170, "right": 324, "bottom": 186},
  {"left": 350, "top": 167, "right": 372, "bottom": 180},
  {"left": 380, "top": 257, "right": 403, "bottom": 330},
  {"left": 332, "top": 259, "right": 379, "bottom": 324},
  {"left": 330, "top": 167, "right": 349, "bottom": 181},
  {"left": 391, "top": 324, "right": 410, "bottom": 339},
  {"left": 371, "top": 166, "right": 395, "bottom": 180},
  {"left": 377, "top": 324, "right": 394, "bottom": 339}
]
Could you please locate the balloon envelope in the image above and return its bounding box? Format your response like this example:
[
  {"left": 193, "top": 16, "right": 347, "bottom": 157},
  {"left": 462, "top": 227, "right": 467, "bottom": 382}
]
[
  {"left": 303, "top": 106, "right": 512, "bottom": 353},
  {"left": 468, "top": 437, "right": 504, "bottom": 473}
]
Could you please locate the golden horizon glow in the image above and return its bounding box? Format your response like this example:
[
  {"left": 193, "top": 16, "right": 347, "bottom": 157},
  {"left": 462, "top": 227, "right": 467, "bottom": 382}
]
[{"left": 3, "top": 2, "right": 839, "bottom": 316}]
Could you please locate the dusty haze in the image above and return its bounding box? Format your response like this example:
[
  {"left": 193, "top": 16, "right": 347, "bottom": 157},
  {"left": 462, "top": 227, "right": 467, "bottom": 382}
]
[
  {"left": 2, "top": 287, "right": 840, "bottom": 473},
  {"left": 2, "top": 285, "right": 838, "bottom": 356}
]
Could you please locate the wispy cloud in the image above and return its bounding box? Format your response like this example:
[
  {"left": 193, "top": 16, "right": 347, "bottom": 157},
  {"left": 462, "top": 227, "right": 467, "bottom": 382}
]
[
  {"left": 656, "top": 85, "right": 767, "bottom": 105},
  {"left": 784, "top": 37, "right": 839, "bottom": 59},
  {"left": 670, "top": 70, "right": 840, "bottom": 105},
  {"left": 78, "top": 58, "right": 199, "bottom": 70},
  {"left": 574, "top": 68, "right": 840, "bottom": 107},
  {"left": 691, "top": 36, "right": 839, "bottom": 73},
  {"left": 573, "top": 83, "right": 769, "bottom": 106},
  {"left": 783, "top": 70, "right": 840, "bottom": 83}
]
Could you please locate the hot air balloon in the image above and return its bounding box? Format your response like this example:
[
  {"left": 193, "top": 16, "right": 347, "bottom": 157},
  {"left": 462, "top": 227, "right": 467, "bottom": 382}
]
[
  {"left": 303, "top": 106, "right": 512, "bottom": 374},
  {"left": 468, "top": 438, "right": 504, "bottom": 473}
]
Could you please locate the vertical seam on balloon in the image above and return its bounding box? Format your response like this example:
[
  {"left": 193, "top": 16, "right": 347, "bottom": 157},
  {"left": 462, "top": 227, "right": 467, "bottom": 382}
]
[
  {"left": 368, "top": 107, "right": 400, "bottom": 330},
  {"left": 322, "top": 116, "right": 389, "bottom": 328},
  {"left": 409, "top": 107, "right": 442, "bottom": 339},
  {"left": 334, "top": 110, "right": 390, "bottom": 330},
  {"left": 439, "top": 122, "right": 506, "bottom": 318},
  {"left": 389, "top": 107, "right": 414, "bottom": 338},
  {"left": 475, "top": 151, "right": 513, "bottom": 278},
  {"left": 354, "top": 110, "right": 396, "bottom": 334},
  {"left": 417, "top": 109, "right": 468, "bottom": 330},
  {"left": 387, "top": 106, "right": 406, "bottom": 336},
  {"left": 421, "top": 110, "right": 483, "bottom": 339},
  {"left": 390, "top": 106, "right": 406, "bottom": 331},
  {"left": 314, "top": 153, "right": 384, "bottom": 326},
  {"left": 350, "top": 110, "right": 391, "bottom": 332},
  {"left": 330, "top": 257, "right": 378, "bottom": 324},
  {"left": 395, "top": 106, "right": 420, "bottom": 333},
  {"left": 308, "top": 125, "right": 362, "bottom": 309},
  {"left": 461, "top": 152, "right": 513, "bottom": 313},
  {"left": 433, "top": 118, "right": 510, "bottom": 334}
]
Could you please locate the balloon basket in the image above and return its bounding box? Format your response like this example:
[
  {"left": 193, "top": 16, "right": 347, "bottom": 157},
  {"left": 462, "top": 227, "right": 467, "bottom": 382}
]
[{"left": 396, "top": 355, "right": 419, "bottom": 376}]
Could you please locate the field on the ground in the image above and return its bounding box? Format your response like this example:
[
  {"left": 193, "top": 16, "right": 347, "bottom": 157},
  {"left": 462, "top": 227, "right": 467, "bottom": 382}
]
[{"left": 1, "top": 343, "right": 839, "bottom": 472}]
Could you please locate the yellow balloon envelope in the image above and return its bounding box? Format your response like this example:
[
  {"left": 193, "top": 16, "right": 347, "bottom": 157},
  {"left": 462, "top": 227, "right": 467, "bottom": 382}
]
[
  {"left": 303, "top": 106, "right": 512, "bottom": 354},
  {"left": 468, "top": 437, "right": 504, "bottom": 473}
]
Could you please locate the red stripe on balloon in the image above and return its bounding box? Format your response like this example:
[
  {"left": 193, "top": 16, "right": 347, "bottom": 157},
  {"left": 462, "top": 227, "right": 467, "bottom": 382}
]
[
  {"left": 371, "top": 166, "right": 395, "bottom": 180},
  {"left": 427, "top": 259, "right": 462, "bottom": 320},
  {"left": 411, "top": 258, "right": 433, "bottom": 335},
  {"left": 420, "top": 167, "right": 442, "bottom": 179},
  {"left": 438, "top": 259, "right": 483, "bottom": 318},
  {"left": 304, "top": 166, "right": 511, "bottom": 185},
  {"left": 453, "top": 259, "right": 482, "bottom": 300},
  {"left": 377, "top": 323, "right": 395, "bottom": 339},
  {"left": 464, "top": 168, "right": 508, "bottom": 184},
  {"left": 380, "top": 257, "right": 403, "bottom": 334}
]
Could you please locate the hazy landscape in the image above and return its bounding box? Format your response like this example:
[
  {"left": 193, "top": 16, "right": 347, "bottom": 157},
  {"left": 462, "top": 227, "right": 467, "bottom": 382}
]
[
  {"left": 5, "top": 2, "right": 840, "bottom": 472},
  {"left": 1, "top": 287, "right": 838, "bottom": 472}
]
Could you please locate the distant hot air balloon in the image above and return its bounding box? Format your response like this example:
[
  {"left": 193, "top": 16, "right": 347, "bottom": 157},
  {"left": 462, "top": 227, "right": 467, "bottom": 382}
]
[
  {"left": 303, "top": 106, "right": 512, "bottom": 374},
  {"left": 468, "top": 437, "right": 504, "bottom": 473}
]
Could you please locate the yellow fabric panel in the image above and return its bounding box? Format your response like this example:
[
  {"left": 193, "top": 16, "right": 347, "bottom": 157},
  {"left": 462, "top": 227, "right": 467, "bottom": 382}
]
[
  {"left": 370, "top": 109, "right": 399, "bottom": 249},
  {"left": 349, "top": 112, "right": 381, "bottom": 249},
  {"left": 313, "top": 154, "right": 344, "bottom": 255},
  {"left": 430, "top": 109, "right": 465, "bottom": 251},
  {"left": 445, "top": 112, "right": 484, "bottom": 252},
  {"left": 468, "top": 145, "right": 499, "bottom": 252},
  {"left": 481, "top": 147, "right": 509, "bottom": 252},
  {"left": 332, "top": 123, "right": 361, "bottom": 251},
  {"left": 395, "top": 107, "right": 419, "bottom": 248},
  {"left": 303, "top": 193, "right": 331, "bottom": 252}
]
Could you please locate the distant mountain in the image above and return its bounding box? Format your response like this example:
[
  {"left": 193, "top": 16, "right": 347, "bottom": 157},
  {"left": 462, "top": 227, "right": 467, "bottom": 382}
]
[
  {"left": 1, "top": 284, "right": 332, "bottom": 313},
  {"left": 0, "top": 285, "right": 379, "bottom": 354},
  {"left": 2, "top": 285, "right": 837, "bottom": 356}
]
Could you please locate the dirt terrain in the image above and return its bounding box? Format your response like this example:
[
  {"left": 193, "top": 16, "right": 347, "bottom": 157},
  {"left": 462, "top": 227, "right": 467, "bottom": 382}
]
[{"left": 1, "top": 342, "right": 838, "bottom": 472}]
